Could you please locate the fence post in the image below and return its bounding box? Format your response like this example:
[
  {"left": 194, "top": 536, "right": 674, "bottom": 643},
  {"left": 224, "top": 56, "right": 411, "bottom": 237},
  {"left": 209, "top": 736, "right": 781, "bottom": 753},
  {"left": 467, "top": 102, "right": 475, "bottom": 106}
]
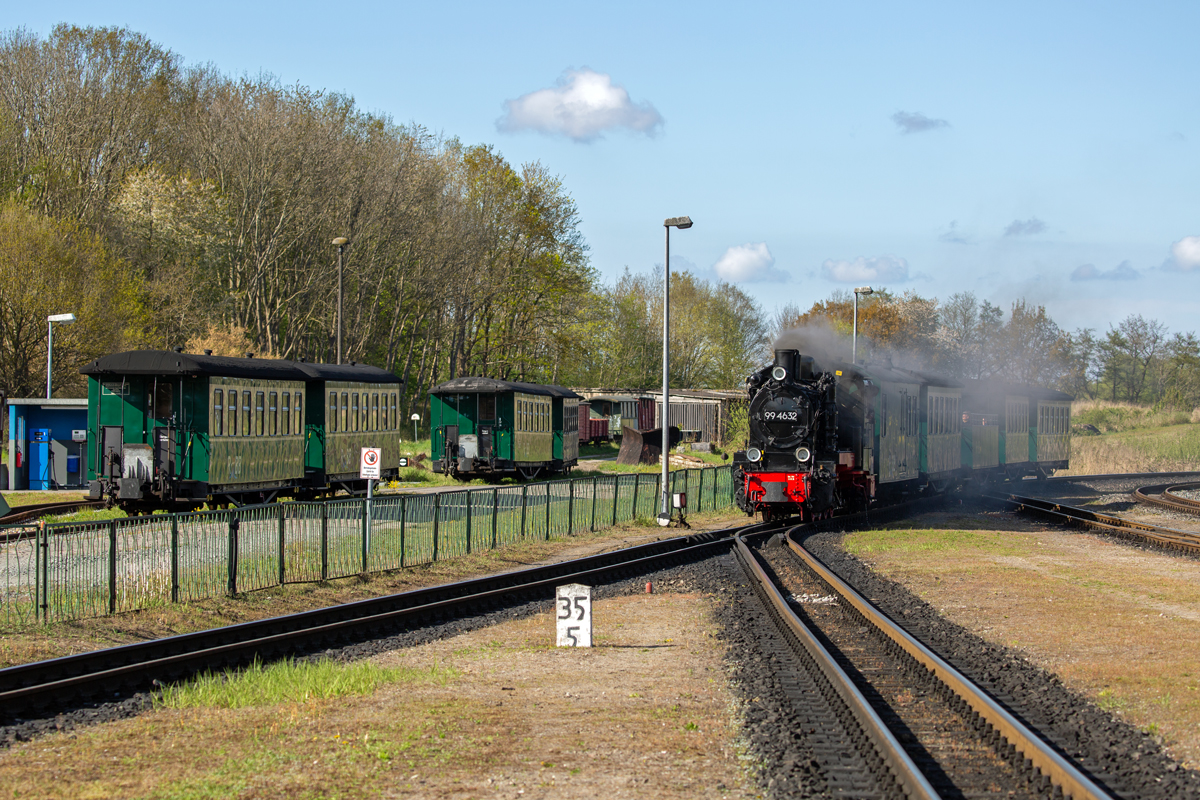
[
  {"left": 227, "top": 514, "right": 240, "bottom": 597},
  {"left": 631, "top": 474, "right": 639, "bottom": 521},
  {"left": 590, "top": 476, "right": 597, "bottom": 531},
  {"left": 612, "top": 477, "right": 619, "bottom": 526},
  {"left": 545, "top": 482, "right": 551, "bottom": 541},
  {"left": 320, "top": 502, "right": 329, "bottom": 581},
  {"left": 278, "top": 503, "right": 286, "bottom": 586},
  {"left": 108, "top": 519, "right": 117, "bottom": 615},
  {"left": 492, "top": 488, "right": 499, "bottom": 549},
  {"left": 432, "top": 492, "right": 440, "bottom": 562},
  {"left": 171, "top": 515, "right": 179, "bottom": 604},
  {"left": 361, "top": 497, "right": 369, "bottom": 574},
  {"left": 520, "top": 484, "right": 528, "bottom": 539},
  {"left": 399, "top": 496, "right": 407, "bottom": 568},
  {"left": 568, "top": 480, "right": 575, "bottom": 535},
  {"left": 730, "top": 464, "right": 735, "bottom": 506},
  {"left": 466, "top": 491, "right": 473, "bottom": 554}
]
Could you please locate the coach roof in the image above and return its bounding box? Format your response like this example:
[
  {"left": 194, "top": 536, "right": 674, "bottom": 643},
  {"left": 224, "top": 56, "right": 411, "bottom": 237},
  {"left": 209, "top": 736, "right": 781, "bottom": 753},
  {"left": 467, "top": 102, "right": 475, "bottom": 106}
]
[
  {"left": 80, "top": 350, "right": 400, "bottom": 383},
  {"left": 431, "top": 376, "right": 580, "bottom": 399}
]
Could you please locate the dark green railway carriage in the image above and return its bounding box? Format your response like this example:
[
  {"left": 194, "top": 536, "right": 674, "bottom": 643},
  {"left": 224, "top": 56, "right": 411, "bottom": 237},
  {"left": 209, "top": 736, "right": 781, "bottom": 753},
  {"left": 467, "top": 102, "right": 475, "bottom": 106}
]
[
  {"left": 961, "top": 381, "right": 1072, "bottom": 480},
  {"left": 430, "top": 377, "right": 579, "bottom": 480},
  {"left": 81, "top": 350, "right": 402, "bottom": 510},
  {"left": 913, "top": 372, "right": 962, "bottom": 484}
]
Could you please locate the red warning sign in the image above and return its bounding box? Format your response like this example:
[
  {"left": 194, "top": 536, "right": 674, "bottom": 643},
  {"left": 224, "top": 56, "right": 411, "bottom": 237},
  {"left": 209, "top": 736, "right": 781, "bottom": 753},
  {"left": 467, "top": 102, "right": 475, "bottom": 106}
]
[{"left": 360, "top": 447, "right": 382, "bottom": 479}]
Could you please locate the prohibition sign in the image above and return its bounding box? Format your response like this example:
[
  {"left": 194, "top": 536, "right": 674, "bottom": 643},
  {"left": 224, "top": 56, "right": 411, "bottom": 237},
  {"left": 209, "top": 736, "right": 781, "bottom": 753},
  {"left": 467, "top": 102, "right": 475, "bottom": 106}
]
[{"left": 360, "top": 447, "right": 382, "bottom": 479}]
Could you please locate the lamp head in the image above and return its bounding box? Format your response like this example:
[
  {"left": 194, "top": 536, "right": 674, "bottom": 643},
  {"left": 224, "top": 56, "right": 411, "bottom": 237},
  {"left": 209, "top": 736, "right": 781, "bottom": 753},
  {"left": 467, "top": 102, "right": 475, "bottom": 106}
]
[
  {"left": 410, "top": 413, "right": 421, "bottom": 421},
  {"left": 853, "top": 286, "right": 873, "bottom": 295},
  {"left": 48, "top": 313, "right": 76, "bottom": 324},
  {"left": 664, "top": 216, "right": 693, "bottom": 229},
  {"left": 331, "top": 237, "right": 349, "bottom": 247}
]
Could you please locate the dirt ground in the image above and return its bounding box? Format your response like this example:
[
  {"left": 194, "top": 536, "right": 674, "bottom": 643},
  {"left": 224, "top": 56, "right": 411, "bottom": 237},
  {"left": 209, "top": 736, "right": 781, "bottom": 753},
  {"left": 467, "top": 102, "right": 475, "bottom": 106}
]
[
  {"left": 0, "top": 592, "right": 754, "bottom": 800},
  {"left": 843, "top": 506, "right": 1200, "bottom": 768}
]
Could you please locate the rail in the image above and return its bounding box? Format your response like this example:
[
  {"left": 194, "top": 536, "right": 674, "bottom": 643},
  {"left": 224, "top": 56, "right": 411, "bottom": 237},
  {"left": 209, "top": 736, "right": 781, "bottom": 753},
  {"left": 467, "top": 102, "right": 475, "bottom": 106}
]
[
  {"left": 1132, "top": 481, "right": 1200, "bottom": 516},
  {"left": 783, "top": 530, "right": 1115, "bottom": 800},
  {"left": 987, "top": 492, "right": 1200, "bottom": 554},
  {"left": 0, "top": 466, "right": 735, "bottom": 626},
  {"left": 734, "top": 535, "right": 940, "bottom": 800}
]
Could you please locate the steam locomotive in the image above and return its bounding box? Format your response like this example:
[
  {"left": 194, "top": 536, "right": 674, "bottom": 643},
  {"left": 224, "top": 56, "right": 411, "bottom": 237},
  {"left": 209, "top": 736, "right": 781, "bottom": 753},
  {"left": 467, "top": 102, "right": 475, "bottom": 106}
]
[{"left": 733, "top": 349, "right": 1072, "bottom": 521}]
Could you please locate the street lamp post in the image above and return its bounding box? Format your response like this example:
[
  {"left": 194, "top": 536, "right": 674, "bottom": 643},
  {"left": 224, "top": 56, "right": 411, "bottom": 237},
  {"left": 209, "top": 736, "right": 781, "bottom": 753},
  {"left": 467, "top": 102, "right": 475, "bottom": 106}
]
[
  {"left": 46, "top": 313, "right": 76, "bottom": 399},
  {"left": 411, "top": 413, "right": 421, "bottom": 443},
  {"left": 332, "top": 237, "right": 349, "bottom": 364},
  {"left": 659, "top": 216, "right": 693, "bottom": 526},
  {"left": 852, "top": 286, "right": 873, "bottom": 364}
]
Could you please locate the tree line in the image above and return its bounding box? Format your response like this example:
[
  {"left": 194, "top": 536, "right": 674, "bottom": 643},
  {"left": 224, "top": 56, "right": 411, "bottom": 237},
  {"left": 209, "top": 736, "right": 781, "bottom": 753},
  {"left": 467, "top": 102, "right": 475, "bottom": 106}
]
[{"left": 779, "top": 290, "right": 1200, "bottom": 407}]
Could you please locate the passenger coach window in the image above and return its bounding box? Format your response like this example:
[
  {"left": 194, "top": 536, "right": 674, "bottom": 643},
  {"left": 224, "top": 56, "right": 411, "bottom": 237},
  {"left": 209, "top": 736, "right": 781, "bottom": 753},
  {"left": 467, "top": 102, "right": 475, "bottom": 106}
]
[
  {"left": 255, "top": 392, "right": 265, "bottom": 436},
  {"left": 352, "top": 393, "right": 360, "bottom": 432},
  {"left": 228, "top": 391, "right": 238, "bottom": 436},
  {"left": 282, "top": 393, "right": 290, "bottom": 435},
  {"left": 242, "top": 392, "right": 252, "bottom": 436},
  {"left": 329, "top": 392, "right": 338, "bottom": 432},
  {"left": 295, "top": 395, "right": 303, "bottom": 435},
  {"left": 372, "top": 394, "right": 379, "bottom": 431},
  {"left": 480, "top": 394, "right": 496, "bottom": 421},
  {"left": 213, "top": 390, "right": 224, "bottom": 436},
  {"left": 154, "top": 382, "right": 173, "bottom": 419},
  {"left": 269, "top": 392, "right": 278, "bottom": 435},
  {"left": 341, "top": 392, "right": 349, "bottom": 432}
]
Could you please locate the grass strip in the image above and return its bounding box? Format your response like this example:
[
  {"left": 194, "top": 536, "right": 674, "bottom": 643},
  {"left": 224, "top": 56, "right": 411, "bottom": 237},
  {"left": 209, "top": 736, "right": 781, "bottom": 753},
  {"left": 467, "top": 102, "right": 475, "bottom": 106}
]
[{"left": 156, "top": 656, "right": 457, "bottom": 709}]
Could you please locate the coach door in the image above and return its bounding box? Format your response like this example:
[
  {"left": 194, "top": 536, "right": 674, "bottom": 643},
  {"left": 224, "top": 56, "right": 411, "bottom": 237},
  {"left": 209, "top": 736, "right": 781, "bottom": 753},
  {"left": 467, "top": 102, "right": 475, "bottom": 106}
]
[
  {"left": 100, "top": 426, "right": 123, "bottom": 480},
  {"left": 444, "top": 425, "right": 459, "bottom": 461}
]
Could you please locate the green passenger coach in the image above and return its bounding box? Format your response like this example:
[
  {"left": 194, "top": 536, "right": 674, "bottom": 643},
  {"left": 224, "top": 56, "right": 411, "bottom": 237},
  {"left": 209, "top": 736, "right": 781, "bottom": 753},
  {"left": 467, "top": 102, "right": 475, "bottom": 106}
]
[
  {"left": 430, "top": 377, "right": 580, "bottom": 481},
  {"left": 82, "top": 350, "right": 403, "bottom": 510}
]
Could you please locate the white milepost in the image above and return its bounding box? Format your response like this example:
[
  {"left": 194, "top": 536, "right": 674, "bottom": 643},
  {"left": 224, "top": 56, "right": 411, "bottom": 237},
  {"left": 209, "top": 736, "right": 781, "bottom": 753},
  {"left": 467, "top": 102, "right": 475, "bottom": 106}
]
[{"left": 555, "top": 583, "right": 592, "bottom": 647}]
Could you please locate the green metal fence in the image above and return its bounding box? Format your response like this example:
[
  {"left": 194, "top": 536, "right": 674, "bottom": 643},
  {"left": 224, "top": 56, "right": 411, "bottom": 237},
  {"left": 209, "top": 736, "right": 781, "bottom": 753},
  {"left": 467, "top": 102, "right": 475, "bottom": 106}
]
[{"left": 0, "top": 466, "right": 735, "bottom": 625}]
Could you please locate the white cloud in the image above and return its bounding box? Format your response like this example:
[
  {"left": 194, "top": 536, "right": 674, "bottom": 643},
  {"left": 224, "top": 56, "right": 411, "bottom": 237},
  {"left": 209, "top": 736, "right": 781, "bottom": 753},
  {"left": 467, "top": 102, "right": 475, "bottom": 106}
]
[
  {"left": 1165, "top": 235, "right": 1200, "bottom": 272},
  {"left": 497, "top": 69, "right": 663, "bottom": 142},
  {"left": 821, "top": 255, "right": 909, "bottom": 283},
  {"left": 713, "top": 242, "right": 784, "bottom": 283}
]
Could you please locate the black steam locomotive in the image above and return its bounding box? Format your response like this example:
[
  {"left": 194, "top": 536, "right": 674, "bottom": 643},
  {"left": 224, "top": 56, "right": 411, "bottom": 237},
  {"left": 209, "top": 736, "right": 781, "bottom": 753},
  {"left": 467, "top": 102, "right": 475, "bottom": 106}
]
[{"left": 733, "top": 349, "right": 1072, "bottom": 521}]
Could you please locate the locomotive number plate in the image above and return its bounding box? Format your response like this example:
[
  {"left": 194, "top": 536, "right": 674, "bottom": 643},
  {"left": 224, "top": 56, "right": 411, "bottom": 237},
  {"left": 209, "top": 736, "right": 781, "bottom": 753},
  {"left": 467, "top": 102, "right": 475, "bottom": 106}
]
[{"left": 763, "top": 411, "right": 798, "bottom": 421}]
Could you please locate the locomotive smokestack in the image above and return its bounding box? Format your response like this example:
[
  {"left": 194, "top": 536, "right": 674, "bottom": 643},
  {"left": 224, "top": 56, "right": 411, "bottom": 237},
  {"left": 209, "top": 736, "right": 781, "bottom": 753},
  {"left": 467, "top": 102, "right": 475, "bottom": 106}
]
[{"left": 773, "top": 349, "right": 800, "bottom": 378}]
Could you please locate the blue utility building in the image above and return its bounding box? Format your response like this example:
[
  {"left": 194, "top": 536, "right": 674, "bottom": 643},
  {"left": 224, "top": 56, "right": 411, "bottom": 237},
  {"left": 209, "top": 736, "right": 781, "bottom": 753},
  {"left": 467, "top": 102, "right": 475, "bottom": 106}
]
[{"left": 5, "top": 398, "right": 89, "bottom": 491}]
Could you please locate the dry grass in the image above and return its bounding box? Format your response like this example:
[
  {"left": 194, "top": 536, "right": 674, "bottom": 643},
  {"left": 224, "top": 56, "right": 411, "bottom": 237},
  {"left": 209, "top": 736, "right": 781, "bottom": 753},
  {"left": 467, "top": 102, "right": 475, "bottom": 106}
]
[
  {"left": 845, "top": 519, "right": 1200, "bottom": 767},
  {"left": 1071, "top": 399, "right": 1198, "bottom": 433},
  {"left": 1059, "top": 425, "right": 1200, "bottom": 475}
]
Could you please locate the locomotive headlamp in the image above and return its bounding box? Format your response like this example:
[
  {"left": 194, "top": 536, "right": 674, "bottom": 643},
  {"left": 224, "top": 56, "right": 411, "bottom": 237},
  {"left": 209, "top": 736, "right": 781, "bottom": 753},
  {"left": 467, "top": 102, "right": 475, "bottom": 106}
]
[
  {"left": 747, "top": 447, "right": 762, "bottom": 462},
  {"left": 794, "top": 446, "right": 811, "bottom": 462},
  {"left": 771, "top": 366, "right": 787, "bottom": 381}
]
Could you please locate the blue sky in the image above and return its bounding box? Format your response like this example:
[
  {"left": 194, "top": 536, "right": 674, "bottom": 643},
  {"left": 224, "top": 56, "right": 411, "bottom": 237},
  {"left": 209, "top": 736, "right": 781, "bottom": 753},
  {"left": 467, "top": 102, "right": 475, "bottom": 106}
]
[{"left": 12, "top": 1, "right": 1200, "bottom": 334}]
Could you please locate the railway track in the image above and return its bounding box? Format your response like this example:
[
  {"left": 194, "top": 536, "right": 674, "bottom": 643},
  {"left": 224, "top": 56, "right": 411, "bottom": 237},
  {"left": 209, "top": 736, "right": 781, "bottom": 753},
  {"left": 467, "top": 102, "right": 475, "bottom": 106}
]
[
  {"left": 988, "top": 492, "right": 1200, "bottom": 554},
  {"left": 734, "top": 529, "right": 1115, "bottom": 800},
  {"left": 0, "top": 499, "right": 104, "bottom": 526},
  {"left": 0, "top": 523, "right": 770, "bottom": 723},
  {"left": 1132, "top": 481, "right": 1200, "bottom": 516}
]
